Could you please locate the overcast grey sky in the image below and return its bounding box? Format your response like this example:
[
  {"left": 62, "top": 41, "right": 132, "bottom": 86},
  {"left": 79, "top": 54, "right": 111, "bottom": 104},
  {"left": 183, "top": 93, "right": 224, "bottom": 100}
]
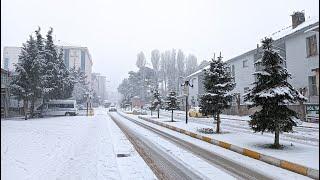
[{"left": 1, "top": 0, "right": 319, "bottom": 91}]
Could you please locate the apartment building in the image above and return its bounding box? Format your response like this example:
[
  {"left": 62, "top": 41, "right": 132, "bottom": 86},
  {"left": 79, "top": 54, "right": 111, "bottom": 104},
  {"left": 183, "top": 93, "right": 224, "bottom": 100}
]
[
  {"left": 185, "top": 12, "right": 319, "bottom": 115},
  {"left": 2, "top": 45, "right": 93, "bottom": 86}
]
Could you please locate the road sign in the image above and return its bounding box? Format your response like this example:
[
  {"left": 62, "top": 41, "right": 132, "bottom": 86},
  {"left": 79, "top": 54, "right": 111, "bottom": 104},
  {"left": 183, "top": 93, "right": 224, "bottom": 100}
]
[
  {"left": 306, "top": 104, "right": 319, "bottom": 122},
  {"left": 183, "top": 86, "right": 189, "bottom": 96}
]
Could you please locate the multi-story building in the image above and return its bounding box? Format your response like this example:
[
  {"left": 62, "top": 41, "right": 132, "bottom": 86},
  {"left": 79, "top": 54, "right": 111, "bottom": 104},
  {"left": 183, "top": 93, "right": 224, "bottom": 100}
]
[
  {"left": 61, "top": 46, "right": 93, "bottom": 86},
  {"left": 185, "top": 12, "right": 319, "bottom": 118},
  {"left": 1, "top": 68, "right": 10, "bottom": 117},
  {"left": 91, "top": 73, "right": 106, "bottom": 102},
  {"left": 2, "top": 47, "right": 21, "bottom": 71},
  {"left": 2, "top": 45, "right": 93, "bottom": 86}
]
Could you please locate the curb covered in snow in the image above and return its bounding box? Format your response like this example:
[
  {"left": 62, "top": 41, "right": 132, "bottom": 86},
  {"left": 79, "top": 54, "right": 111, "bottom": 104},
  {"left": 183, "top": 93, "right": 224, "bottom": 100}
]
[{"left": 137, "top": 115, "right": 319, "bottom": 180}]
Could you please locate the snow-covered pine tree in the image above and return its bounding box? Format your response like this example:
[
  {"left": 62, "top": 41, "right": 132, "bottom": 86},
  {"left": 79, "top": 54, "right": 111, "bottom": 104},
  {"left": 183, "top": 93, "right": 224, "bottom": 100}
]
[
  {"left": 43, "top": 27, "right": 72, "bottom": 100},
  {"left": 199, "top": 53, "right": 235, "bottom": 133},
  {"left": 70, "top": 67, "right": 89, "bottom": 104},
  {"left": 244, "top": 37, "right": 307, "bottom": 148},
  {"left": 151, "top": 89, "right": 161, "bottom": 118},
  {"left": 165, "top": 90, "right": 179, "bottom": 122},
  {"left": 56, "top": 48, "right": 74, "bottom": 99},
  {"left": 10, "top": 35, "right": 43, "bottom": 119}
]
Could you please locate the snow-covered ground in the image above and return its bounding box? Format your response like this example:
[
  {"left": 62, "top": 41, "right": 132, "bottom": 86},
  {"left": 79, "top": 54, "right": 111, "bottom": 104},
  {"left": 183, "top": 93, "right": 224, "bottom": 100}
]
[
  {"left": 120, "top": 111, "right": 313, "bottom": 179},
  {"left": 1, "top": 108, "right": 155, "bottom": 180},
  {"left": 141, "top": 112, "right": 319, "bottom": 170},
  {"left": 160, "top": 110, "right": 319, "bottom": 146},
  {"left": 111, "top": 112, "right": 237, "bottom": 180}
]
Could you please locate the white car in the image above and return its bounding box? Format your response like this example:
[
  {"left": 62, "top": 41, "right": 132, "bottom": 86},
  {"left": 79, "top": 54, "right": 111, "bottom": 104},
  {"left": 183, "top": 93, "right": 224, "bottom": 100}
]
[
  {"left": 35, "top": 100, "right": 78, "bottom": 117},
  {"left": 109, "top": 106, "right": 117, "bottom": 112}
]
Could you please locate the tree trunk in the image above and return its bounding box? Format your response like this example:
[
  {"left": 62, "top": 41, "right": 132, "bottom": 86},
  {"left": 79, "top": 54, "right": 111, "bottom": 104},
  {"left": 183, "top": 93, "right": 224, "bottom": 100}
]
[
  {"left": 24, "top": 99, "right": 28, "bottom": 120},
  {"left": 30, "top": 97, "right": 35, "bottom": 118},
  {"left": 151, "top": 110, "right": 152, "bottom": 116},
  {"left": 216, "top": 113, "right": 221, "bottom": 133},
  {"left": 171, "top": 110, "right": 173, "bottom": 122},
  {"left": 299, "top": 101, "right": 305, "bottom": 121},
  {"left": 274, "top": 125, "right": 280, "bottom": 148},
  {"left": 157, "top": 109, "right": 160, "bottom": 118}
]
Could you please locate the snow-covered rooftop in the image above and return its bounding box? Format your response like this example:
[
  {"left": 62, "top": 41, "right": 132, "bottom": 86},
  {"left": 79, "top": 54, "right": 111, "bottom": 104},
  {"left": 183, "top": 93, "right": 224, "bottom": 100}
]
[
  {"left": 186, "top": 65, "right": 209, "bottom": 79},
  {"left": 54, "top": 40, "right": 84, "bottom": 48},
  {"left": 270, "top": 16, "right": 319, "bottom": 40},
  {"left": 186, "top": 16, "right": 319, "bottom": 79}
]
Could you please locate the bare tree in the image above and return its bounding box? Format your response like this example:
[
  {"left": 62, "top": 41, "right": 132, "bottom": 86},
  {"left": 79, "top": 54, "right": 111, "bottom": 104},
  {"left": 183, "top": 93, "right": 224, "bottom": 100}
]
[
  {"left": 151, "top": 49, "right": 160, "bottom": 72},
  {"left": 136, "top": 51, "right": 146, "bottom": 69},
  {"left": 186, "top": 54, "right": 198, "bottom": 75},
  {"left": 176, "top": 49, "right": 185, "bottom": 94}
]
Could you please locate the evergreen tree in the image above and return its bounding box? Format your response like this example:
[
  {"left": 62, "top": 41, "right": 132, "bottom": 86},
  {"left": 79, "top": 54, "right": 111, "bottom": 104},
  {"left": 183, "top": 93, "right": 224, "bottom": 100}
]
[
  {"left": 43, "top": 27, "right": 58, "bottom": 100},
  {"left": 244, "top": 37, "right": 307, "bottom": 148},
  {"left": 10, "top": 35, "right": 43, "bottom": 119},
  {"left": 199, "top": 53, "right": 235, "bottom": 133},
  {"left": 56, "top": 48, "right": 74, "bottom": 99},
  {"left": 70, "top": 67, "right": 89, "bottom": 104},
  {"left": 151, "top": 89, "right": 161, "bottom": 118},
  {"left": 165, "top": 91, "right": 179, "bottom": 122},
  {"left": 43, "top": 27, "right": 73, "bottom": 100}
]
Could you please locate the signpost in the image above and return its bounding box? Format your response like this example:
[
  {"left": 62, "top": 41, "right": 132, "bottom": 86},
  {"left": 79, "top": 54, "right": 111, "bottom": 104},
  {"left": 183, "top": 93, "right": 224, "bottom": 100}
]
[{"left": 305, "top": 104, "right": 319, "bottom": 122}]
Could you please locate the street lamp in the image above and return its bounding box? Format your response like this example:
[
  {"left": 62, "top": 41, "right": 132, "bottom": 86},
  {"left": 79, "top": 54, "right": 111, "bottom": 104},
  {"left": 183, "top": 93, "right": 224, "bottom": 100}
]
[
  {"left": 181, "top": 80, "right": 193, "bottom": 124},
  {"left": 85, "top": 92, "right": 90, "bottom": 116}
]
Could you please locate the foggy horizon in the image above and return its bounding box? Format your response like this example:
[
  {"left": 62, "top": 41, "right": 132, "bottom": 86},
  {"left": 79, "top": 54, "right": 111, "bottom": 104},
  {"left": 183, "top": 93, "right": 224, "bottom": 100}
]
[{"left": 2, "top": 0, "right": 319, "bottom": 92}]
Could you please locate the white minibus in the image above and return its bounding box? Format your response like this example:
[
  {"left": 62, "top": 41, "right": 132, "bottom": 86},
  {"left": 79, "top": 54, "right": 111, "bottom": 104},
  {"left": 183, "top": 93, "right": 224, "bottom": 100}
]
[{"left": 35, "top": 100, "right": 78, "bottom": 117}]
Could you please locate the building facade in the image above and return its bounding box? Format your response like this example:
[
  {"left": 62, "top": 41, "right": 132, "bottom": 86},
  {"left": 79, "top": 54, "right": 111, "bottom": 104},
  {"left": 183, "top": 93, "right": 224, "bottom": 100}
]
[
  {"left": 2, "top": 45, "right": 93, "bottom": 87},
  {"left": 2, "top": 47, "right": 21, "bottom": 71},
  {"left": 61, "top": 46, "right": 93, "bottom": 86},
  {"left": 1, "top": 68, "right": 10, "bottom": 117},
  {"left": 185, "top": 12, "right": 319, "bottom": 119},
  {"left": 91, "top": 73, "right": 107, "bottom": 102}
]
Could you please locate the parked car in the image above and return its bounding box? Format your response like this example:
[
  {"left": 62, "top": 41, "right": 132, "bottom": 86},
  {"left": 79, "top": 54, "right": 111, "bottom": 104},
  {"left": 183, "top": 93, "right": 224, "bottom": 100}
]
[
  {"left": 109, "top": 106, "right": 117, "bottom": 112},
  {"left": 188, "top": 107, "right": 208, "bottom": 118},
  {"left": 35, "top": 100, "right": 78, "bottom": 117},
  {"left": 132, "top": 108, "right": 147, "bottom": 115},
  {"left": 78, "top": 104, "right": 86, "bottom": 110}
]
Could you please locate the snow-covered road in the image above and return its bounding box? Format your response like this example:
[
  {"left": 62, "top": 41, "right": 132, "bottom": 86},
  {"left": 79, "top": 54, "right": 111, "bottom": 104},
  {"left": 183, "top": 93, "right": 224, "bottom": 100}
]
[
  {"left": 1, "top": 110, "right": 155, "bottom": 180},
  {"left": 116, "top": 111, "right": 313, "bottom": 179}
]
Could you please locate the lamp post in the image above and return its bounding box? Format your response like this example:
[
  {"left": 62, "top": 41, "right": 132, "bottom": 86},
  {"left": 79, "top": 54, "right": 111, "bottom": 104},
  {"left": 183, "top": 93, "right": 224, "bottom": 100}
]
[
  {"left": 85, "top": 92, "right": 89, "bottom": 116},
  {"left": 181, "top": 80, "right": 193, "bottom": 124}
]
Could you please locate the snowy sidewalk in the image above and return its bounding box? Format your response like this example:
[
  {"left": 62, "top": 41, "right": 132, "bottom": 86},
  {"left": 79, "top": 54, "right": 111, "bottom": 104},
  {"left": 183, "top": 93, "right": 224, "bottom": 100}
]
[
  {"left": 138, "top": 114, "right": 319, "bottom": 170},
  {"left": 1, "top": 109, "right": 155, "bottom": 180}
]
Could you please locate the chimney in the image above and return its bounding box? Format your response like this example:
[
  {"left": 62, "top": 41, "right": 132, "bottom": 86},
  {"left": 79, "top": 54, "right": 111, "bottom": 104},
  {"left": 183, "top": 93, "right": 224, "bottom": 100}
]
[{"left": 291, "top": 11, "right": 305, "bottom": 29}]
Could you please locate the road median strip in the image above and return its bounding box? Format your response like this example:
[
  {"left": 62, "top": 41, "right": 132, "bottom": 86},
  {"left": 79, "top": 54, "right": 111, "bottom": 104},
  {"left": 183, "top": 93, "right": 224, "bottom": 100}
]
[{"left": 135, "top": 115, "right": 319, "bottom": 179}]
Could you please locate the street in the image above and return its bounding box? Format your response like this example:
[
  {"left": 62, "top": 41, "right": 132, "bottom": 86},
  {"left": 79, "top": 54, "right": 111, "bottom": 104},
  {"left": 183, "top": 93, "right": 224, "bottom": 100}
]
[{"left": 2, "top": 108, "right": 316, "bottom": 179}]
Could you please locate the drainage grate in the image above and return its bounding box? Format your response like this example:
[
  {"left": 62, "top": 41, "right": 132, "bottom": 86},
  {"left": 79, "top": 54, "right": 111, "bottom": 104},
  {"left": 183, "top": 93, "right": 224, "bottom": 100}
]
[{"left": 116, "top": 153, "right": 130, "bottom": 158}]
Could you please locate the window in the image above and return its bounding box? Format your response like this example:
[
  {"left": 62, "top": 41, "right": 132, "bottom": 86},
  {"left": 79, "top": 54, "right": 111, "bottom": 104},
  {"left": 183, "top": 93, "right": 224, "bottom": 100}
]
[
  {"left": 309, "top": 76, "right": 318, "bottom": 96},
  {"left": 306, "top": 35, "right": 318, "bottom": 57},
  {"left": 64, "top": 49, "right": 69, "bottom": 68},
  {"left": 48, "top": 104, "right": 56, "bottom": 109},
  {"left": 231, "top": 65, "right": 235, "bottom": 77},
  {"left": 243, "top": 60, "right": 248, "bottom": 68},
  {"left": 81, "top": 50, "right": 85, "bottom": 71},
  {"left": 4, "top": 58, "right": 9, "bottom": 70}
]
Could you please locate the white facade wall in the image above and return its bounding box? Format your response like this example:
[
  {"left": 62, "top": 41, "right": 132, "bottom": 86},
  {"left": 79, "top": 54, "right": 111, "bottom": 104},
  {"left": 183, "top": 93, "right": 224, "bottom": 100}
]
[
  {"left": 61, "top": 46, "right": 93, "bottom": 88},
  {"left": 84, "top": 50, "right": 92, "bottom": 87},
  {"left": 97, "top": 75, "right": 106, "bottom": 101},
  {"left": 2, "top": 46, "right": 93, "bottom": 87},
  {"left": 91, "top": 73, "right": 106, "bottom": 101},
  {"left": 2, "top": 47, "right": 21, "bottom": 71},
  {"left": 188, "top": 76, "right": 199, "bottom": 106},
  {"left": 284, "top": 30, "right": 319, "bottom": 102},
  {"left": 227, "top": 53, "right": 256, "bottom": 103}
]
